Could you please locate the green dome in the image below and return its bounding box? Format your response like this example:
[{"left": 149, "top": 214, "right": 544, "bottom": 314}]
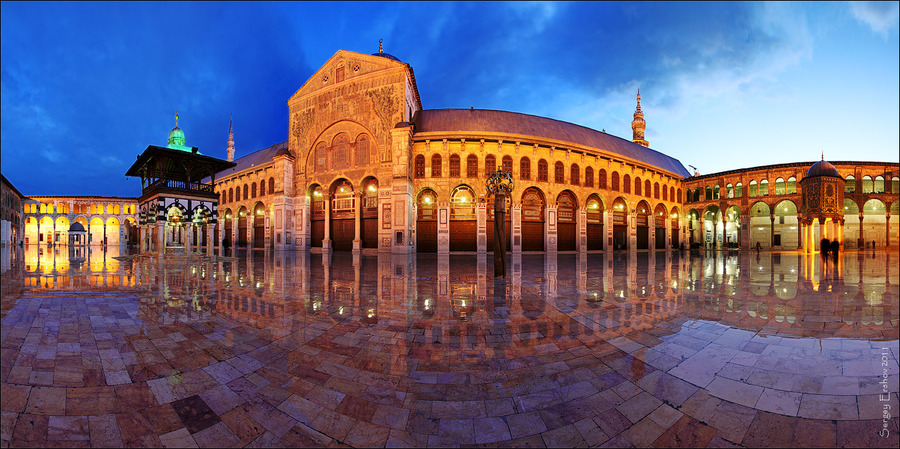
[{"left": 167, "top": 125, "right": 186, "bottom": 148}]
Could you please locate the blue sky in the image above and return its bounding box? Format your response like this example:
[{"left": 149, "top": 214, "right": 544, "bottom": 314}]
[{"left": 2, "top": 1, "right": 898, "bottom": 196}]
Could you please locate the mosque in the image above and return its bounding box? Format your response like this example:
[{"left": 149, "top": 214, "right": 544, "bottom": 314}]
[{"left": 3, "top": 45, "right": 898, "bottom": 253}]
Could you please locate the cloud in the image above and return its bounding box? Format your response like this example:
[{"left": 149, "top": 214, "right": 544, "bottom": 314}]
[{"left": 850, "top": 1, "right": 900, "bottom": 38}]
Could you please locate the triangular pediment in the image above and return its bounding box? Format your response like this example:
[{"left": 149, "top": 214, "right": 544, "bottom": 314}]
[{"left": 288, "top": 49, "right": 408, "bottom": 102}]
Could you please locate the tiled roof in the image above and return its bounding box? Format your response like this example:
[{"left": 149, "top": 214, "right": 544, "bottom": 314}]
[
  {"left": 216, "top": 141, "right": 288, "bottom": 178},
  {"left": 415, "top": 109, "right": 691, "bottom": 178}
]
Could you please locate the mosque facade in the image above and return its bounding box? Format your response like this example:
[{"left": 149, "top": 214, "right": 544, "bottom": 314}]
[{"left": 5, "top": 46, "right": 899, "bottom": 253}]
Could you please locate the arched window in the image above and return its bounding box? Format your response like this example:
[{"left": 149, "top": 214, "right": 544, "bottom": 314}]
[
  {"left": 251, "top": 182, "right": 256, "bottom": 198},
  {"left": 705, "top": 186, "right": 712, "bottom": 200},
  {"left": 635, "top": 177, "right": 642, "bottom": 196},
  {"left": 775, "top": 177, "right": 785, "bottom": 195},
  {"left": 677, "top": 188, "right": 681, "bottom": 203},
  {"left": 502, "top": 155, "right": 513, "bottom": 173},
  {"left": 269, "top": 177, "right": 275, "bottom": 194},
  {"left": 726, "top": 183, "right": 734, "bottom": 198},
  {"left": 845, "top": 175, "right": 856, "bottom": 193},
  {"left": 243, "top": 184, "right": 249, "bottom": 199},
  {"left": 260, "top": 180, "right": 266, "bottom": 196},
  {"left": 610, "top": 171, "right": 619, "bottom": 191},
  {"left": 713, "top": 184, "right": 719, "bottom": 200},
  {"left": 431, "top": 154, "right": 442, "bottom": 177},
  {"left": 892, "top": 177, "right": 899, "bottom": 194},
  {"left": 315, "top": 142, "right": 326, "bottom": 172},
  {"left": 414, "top": 155, "right": 425, "bottom": 178},
  {"left": 670, "top": 186, "right": 675, "bottom": 201},
  {"left": 584, "top": 167, "right": 594, "bottom": 187},
  {"left": 229, "top": 188, "right": 234, "bottom": 203},
  {"left": 235, "top": 187, "right": 241, "bottom": 202},
  {"left": 554, "top": 161, "right": 565, "bottom": 183},
  {"left": 570, "top": 164, "right": 579, "bottom": 185},
  {"left": 786, "top": 176, "right": 796, "bottom": 194},
  {"left": 862, "top": 175, "right": 874, "bottom": 193},
  {"left": 485, "top": 154, "right": 496, "bottom": 176},
  {"left": 760, "top": 179, "right": 769, "bottom": 196},
  {"left": 749, "top": 180, "right": 758, "bottom": 197},
  {"left": 623, "top": 174, "right": 631, "bottom": 194},
  {"left": 645, "top": 180, "right": 651, "bottom": 198},
  {"left": 599, "top": 169, "right": 607, "bottom": 189},
  {"left": 449, "top": 154, "right": 461, "bottom": 177},
  {"left": 357, "top": 135, "right": 369, "bottom": 166},
  {"left": 467, "top": 154, "right": 478, "bottom": 178},
  {"left": 538, "top": 159, "right": 548, "bottom": 182},
  {"left": 654, "top": 182, "right": 660, "bottom": 199},
  {"left": 662, "top": 185, "right": 668, "bottom": 201},
  {"left": 875, "top": 176, "right": 885, "bottom": 193},
  {"left": 332, "top": 134, "right": 349, "bottom": 169},
  {"left": 734, "top": 183, "right": 743, "bottom": 198},
  {"left": 520, "top": 157, "right": 531, "bottom": 180}
]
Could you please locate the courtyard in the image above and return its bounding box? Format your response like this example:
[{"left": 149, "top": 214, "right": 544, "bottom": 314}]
[{"left": 1, "top": 246, "right": 897, "bottom": 447}]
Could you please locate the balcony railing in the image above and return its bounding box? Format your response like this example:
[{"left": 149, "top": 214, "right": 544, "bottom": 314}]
[{"left": 144, "top": 179, "right": 215, "bottom": 195}]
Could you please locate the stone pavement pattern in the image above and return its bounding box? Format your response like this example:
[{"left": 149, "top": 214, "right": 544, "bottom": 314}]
[{"left": 1, "top": 248, "right": 898, "bottom": 447}]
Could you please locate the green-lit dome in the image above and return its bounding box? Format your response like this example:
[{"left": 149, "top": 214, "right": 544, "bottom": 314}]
[{"left": 168, "top": 125, "right": 186, "bottom": 148}]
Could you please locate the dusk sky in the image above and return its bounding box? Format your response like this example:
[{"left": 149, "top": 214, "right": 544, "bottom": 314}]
[{"left": 2, "top": 1, "right": 898, "bottom": 196}]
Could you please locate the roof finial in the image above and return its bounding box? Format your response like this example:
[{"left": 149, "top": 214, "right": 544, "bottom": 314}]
[
  {"left": 379, "top": 38, "right": 383, "bottom": 53},
  {"left": 175, "top": 109, "right": 179, "bottom": 127},
  {"left": 821, "top": 151, "right": 824, "bottom": 161}
]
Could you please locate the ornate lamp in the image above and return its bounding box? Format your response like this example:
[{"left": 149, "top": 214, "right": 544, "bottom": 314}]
[{"left": 486, "top": 170, "right": 514, "bottom": 277}]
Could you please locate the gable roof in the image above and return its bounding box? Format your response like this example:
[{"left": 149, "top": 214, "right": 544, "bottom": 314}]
[{"left": 415, "top": 109, "right": 690, "bottom": 178}]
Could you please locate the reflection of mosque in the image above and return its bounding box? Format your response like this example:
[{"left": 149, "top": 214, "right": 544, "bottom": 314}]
[{"left": 12, "top": 249, "right": 897, "bottom": 346}]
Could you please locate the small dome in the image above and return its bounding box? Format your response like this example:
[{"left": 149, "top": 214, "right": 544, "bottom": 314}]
[
  {"left": 168, "top": 126, "right": 186, "bottom": 148},
  {"left": 275, "top": 147, "right": 293, "bottom": 157},
  {"left": 806, "top": 160, "right": 841, "bottom": 179},
  {"left": 69, "top": 222, "right": 86, "bottom": 232}
]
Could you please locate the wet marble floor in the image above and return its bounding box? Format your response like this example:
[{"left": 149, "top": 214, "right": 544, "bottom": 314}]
[{"left": 1, "top": 245, "right": 898, "bottom": 447}]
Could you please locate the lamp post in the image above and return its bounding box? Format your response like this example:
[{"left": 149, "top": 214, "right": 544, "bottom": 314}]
[{"left": 486, "top": 170, "right": 514, "bottom": 277}]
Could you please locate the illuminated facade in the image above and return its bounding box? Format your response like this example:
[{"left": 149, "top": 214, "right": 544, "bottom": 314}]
[
  {"left": 21, "top": 196, "right": 138, "bottom": 246},
  {"left": 3, "top": 46, "right": 898, "bottom": 253},
  {"left": 682, "top": 161, "right": 899, "bottom": 251},
  {"left": 1, "top": 174, "right": 24, "bottom": 245}
]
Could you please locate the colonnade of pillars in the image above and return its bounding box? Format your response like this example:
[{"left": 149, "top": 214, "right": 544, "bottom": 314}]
[{"left": 139, "top": 222, "right": 217, "bottom": 255}]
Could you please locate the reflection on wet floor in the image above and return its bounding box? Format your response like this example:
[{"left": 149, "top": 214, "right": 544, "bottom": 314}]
[{"left": 1, "top": 245, "right": 898, "bottom": 447}]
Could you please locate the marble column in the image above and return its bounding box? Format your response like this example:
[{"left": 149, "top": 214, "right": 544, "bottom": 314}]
[{"left": 323, "top": 195, "right": 332, "bottom": 250}]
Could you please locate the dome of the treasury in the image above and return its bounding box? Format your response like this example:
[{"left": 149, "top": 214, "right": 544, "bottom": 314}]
[
  {"left": 69, "top": 222, "right": 85, "bottom": 232},
  {"left": 805, "top": 159, "right": 841, "bottom": 179}
]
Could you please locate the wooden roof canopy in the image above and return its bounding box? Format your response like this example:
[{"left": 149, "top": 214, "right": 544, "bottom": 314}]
[{"left": 125, "top": 145, "right": 236, "bottom": 185}]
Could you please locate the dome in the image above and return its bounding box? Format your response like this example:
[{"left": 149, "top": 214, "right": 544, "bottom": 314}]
[
  {"left": 371, "top": 51, "right": 401, "bottom": 62},
  {"left": 69, "top": 222, "right": 86, "bottom": 232},
  {"left": 168, "top": 126, "right": 186, "bottom": 148},
  {"left": 806, "top": 160, "right": 841, "bottom": 179}
]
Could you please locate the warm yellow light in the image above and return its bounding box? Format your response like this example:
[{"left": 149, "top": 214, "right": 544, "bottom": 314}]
[
  {"left": 425, "top": 197, "right": 432, "bottom": 204},
  {"left": 368, "top": 185, "right": 376, "bottom": 192}
]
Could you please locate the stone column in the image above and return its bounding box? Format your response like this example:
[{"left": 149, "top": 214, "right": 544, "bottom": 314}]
[
  {"left": 477, "top": 202, "right": 487, "bottom": 254},
  {"left": 648, "top": 213, "right": 656, "bottom": 251},
  {"left": 838, "top": 219, "right": 845, "bottom": 250},
  {"left": 770, "top": 214, "right": 776, "bottom": 249},
  {"left": 156, "top": 221, "right": 165, "bottom": 254},
  {"left": 628, "top": 210, "right": 637, "bottom": 251},
  {"left": 577, "top": 207, "right": 587, "bottom": 252},
  {"left": 353, "top": 193, "right": 362, "bottom": 251},
  {"left": 511, "top": 205, "right": 522, "bottom": 253},
  {"left": 797, "top": 214, "right": 803, "bottom": 251},
  {"left": 206, "top": 223, "right": 215, "bottom": 256},
  {"left": 437, "top": 203, "right": 450, "bottom": 255},
  {"left": 665, "top": 212, "right": 672, "bottom": 250},
  {"left": 886, "top": 212, "right": 891, "bottom": 249},
  {"left": 186, "top": 223, "right": 193, "bottom": 253},
  {"left": 603, "top": 209, "right": 612, "bottom": 251},
  {"left": 819, "top": 218, "right": 827, "bottom": 251},
  {"left": 546, "top": 205, "right": 558, "bottom": 253},
  {"left": 858, "top": 213, "right": 864, "bottom": 248},
  {"left": 232, "top": 216, "right": 239, "bottom": 248},
  {"left": 323, "top": 194, "right": 332, "bottom": 250},
  {"left": 721, "top": 216, "right": 728, "bottom": 250}
]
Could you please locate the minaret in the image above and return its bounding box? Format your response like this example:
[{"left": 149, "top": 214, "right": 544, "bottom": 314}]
[
  {"left": 226, "top": 116, "right": 235, "bottom": 162},
  {"left": 631, "top": 90, "right": 649, "bottom": 147}
]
